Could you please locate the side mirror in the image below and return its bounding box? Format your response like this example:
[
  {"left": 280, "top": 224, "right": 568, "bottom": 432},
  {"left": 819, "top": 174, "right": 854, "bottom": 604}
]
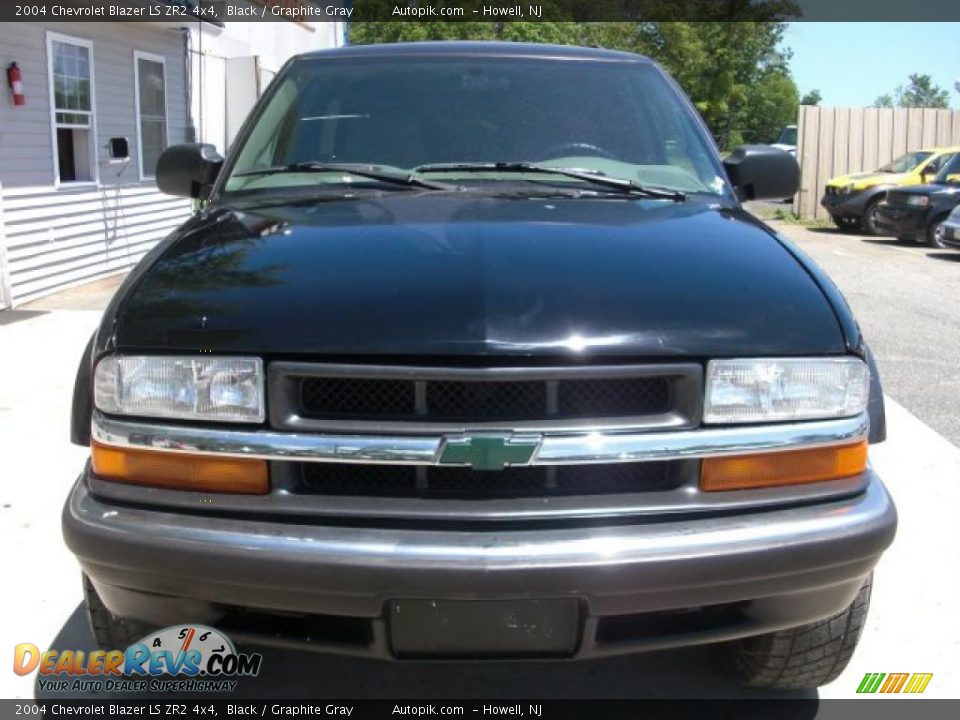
[
  {"left": 723, "top": 145, "right": 800, "bottom": 201},
  {"left": 156, "top": 143, "right": 224, "bottom": 199}
]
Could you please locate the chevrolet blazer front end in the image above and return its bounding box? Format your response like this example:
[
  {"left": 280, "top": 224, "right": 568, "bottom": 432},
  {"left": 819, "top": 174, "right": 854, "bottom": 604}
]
[{"left": 63, "top": 42, "right": 895, "bottom": 690}]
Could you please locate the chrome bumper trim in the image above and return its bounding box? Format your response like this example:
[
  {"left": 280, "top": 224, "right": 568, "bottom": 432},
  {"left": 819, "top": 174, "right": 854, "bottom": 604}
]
[{"left": 91, "top": 410, "right": 869, "bottom": 466}]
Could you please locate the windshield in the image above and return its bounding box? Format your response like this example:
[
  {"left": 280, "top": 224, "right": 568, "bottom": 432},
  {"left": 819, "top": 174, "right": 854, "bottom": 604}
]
[
  {"left": 878, "top": 151, "right": 933, "bottom": 174},
  {"left": 222, "top": 56, "right": 727, "bottom": 197},
  {"left": 776, "top": 126, "right": 797, "bottom": 145},
  {"left": 934, "top": 153, "right": 960, "bottom": 184}
]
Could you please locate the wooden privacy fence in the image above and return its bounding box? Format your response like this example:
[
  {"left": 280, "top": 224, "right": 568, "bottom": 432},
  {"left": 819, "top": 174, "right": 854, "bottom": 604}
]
[{"left": 793, "top": 106, "right": 960, "bottom": 220}]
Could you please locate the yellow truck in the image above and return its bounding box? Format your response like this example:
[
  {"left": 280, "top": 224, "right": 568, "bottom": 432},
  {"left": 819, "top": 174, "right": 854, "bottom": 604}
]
[{"left": 821, "top": 146, "right": 958, "bottom": 234}]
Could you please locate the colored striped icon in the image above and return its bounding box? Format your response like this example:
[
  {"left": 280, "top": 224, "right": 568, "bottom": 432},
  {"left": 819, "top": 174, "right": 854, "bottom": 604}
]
[{"left": 857, "top": 672, "right": 933, "bottom": 694}]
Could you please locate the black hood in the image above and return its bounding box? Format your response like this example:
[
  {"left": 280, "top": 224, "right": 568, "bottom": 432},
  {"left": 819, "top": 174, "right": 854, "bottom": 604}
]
[{"left": 110, "top": 193, "right": 845, "bottom": 359}]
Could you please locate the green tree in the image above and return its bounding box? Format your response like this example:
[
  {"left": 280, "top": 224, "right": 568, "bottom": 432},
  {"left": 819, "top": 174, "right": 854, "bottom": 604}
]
[
  {"left": 873, "top": 93, "right": 894, "bottom": 108},
  {"left": 586, "top": 22, "right": 796, "bottom": 146},
  {"left": 897, "top": 73, "right": 950, "bottom": 108},
  {"left": 873, "top": 74, "right": 950, "bottom": 109},
  {"left": 800, "top": 89, "right": 822, "bottom": 106},
  {"left": 741, "top": 70, "right": 799, "bottom": 143}
]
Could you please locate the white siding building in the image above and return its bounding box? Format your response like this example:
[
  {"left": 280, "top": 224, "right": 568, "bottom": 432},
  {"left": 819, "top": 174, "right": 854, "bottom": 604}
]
[
  {"left": 188, "top": 20, "right": 345, "bottom": 153},
  {"left": 0, "top": 17, "right": 343, "bottom": 309}
]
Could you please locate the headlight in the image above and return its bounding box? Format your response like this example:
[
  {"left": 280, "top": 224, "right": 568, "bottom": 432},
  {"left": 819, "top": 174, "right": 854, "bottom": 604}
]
[
  {"left": 94, "top": 356, "right": 265, "bottom": 423},
  {"left": 840, "top": 184, "right": 856, "bottom": 194},
  {"left": 906, "top": 195, "right": 930, "bottom": 207},
  {"left": 704, "top": 357, "right": 869, "bottom": 424}
]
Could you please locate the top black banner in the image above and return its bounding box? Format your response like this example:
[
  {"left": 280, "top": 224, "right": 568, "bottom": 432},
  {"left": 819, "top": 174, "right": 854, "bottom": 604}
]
[{"left": 2, "top": 0, "right": 960, "bottom": 23}]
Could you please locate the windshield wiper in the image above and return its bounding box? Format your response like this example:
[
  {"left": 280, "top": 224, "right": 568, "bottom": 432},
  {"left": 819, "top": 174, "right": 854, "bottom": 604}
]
[
  {"left": 414, "top": 162, "right": 685, "bottom": 201},
  {"left": 232, "top": 162, "right": 457, "bottom": 191}
]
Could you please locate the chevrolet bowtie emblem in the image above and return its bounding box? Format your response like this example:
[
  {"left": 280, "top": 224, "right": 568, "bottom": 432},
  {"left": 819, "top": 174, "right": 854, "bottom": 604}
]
[{"left": 438, "top": 435, "right": 542, "bottom": 471}]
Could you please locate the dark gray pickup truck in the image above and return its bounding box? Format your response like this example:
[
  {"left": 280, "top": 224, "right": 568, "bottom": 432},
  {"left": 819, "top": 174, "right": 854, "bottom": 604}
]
[{"left": 64, "top": 42, "right": 896, "bottom": 690}]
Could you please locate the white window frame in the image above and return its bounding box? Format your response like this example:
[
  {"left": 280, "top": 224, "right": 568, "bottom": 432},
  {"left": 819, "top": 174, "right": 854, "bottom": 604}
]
[
  {"left": 46, "top": 31, "right": 99, "bottom": 189},
  {"left": 133, "top": 50, "right": 170, "bottom": 182}
]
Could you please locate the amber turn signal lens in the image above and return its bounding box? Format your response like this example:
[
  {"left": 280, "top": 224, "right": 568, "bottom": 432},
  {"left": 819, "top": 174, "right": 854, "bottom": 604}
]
[
  {"left": 700, "top": 441, "right": 867, "bottom": 492},
  {"left": 91, "top": 442, "right": 268, "bottom": 495}
]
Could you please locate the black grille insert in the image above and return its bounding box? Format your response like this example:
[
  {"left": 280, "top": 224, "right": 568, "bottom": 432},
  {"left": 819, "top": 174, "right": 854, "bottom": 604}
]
[
  {"left": 298, "top": 375, "right": 672, "bottom": 423},
  {"left": 557, "top": 377, "right": 669, "bottom": 417},
  {"left": 885, "top": 191, "right": 912, "bottom": 206},
  {"left": 298, "top": 461, "right": 682, "bottom": 499},
  {"left": 426, "top": 380, "right": 547, "bottom": 420},
  {"left": 300, "top": 377, "right": 415, "bottom": 418}
]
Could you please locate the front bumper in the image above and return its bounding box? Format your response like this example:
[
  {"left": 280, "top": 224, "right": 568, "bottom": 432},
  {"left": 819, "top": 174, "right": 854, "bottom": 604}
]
[
  {"left": 64, "top": 469, "right": 896, "bottom": 659},
  {"left": 821, "top": 189, "right": 873, "bottom": 217},
  {"left": 940, "top": 221, "right": 960, "bottom": 249},
  {"left": 875, "top": 203, "right": 930, "bottom": 239}
]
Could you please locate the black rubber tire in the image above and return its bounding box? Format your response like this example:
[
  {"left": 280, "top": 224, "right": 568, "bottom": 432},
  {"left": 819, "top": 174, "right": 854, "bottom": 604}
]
[
  {"left": 83, "top": 574, "right": 151, "bottom": 649},
  {"left": 724, "top": 573, "right": 873, "bottom": 690},
  {"left": 927, "top": 215, "right": 949, "bottom": 249},
  {"left": 861, "top": 200, "right": 885, "bottom": 236}
]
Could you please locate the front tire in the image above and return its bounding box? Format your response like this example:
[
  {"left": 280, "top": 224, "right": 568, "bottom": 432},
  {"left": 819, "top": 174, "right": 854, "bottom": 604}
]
[
  {"left": 724, "top": 574, "right": 872, "bottom": 690},
  {"left": 862, "top": 200, "right": 885, "bottom": 236},
  {"left": 927, "top": 216, "right": 948, "bottom": 249},
  {"left": 83, "top": 574, "right": 150, "bottom": 649}
]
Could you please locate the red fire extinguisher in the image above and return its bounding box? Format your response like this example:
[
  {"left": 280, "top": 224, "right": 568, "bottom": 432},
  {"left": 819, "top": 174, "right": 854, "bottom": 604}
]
[{"left": 7, "top": 62, "right": 24, "bottom": 106}]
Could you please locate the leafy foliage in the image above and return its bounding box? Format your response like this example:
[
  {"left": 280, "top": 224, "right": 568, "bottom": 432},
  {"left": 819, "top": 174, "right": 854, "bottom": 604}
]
[
  {"left": 873, "top": 74, "right": 950, "bottom": 109},
  {"left": 800, "top": 89, "right": 822, "bottom": 106}
]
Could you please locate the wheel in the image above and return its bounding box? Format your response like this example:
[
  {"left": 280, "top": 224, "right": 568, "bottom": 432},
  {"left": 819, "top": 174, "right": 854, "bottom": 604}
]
[
  {"left": 723, "top": 573, "right": 873, "bottom": 690},
  {"left": 861, "top": 200, "right": 885, "bottom": 236},
  {"left": 83, "top": 574, "right": 150, "bottom": 649},
  {"left": 927, "top": 215, "right": 948, "bottom": 249}
]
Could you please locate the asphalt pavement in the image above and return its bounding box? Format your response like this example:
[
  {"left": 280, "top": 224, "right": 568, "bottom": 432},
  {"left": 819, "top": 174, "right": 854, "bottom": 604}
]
[{"left": 1, "top": 219, "right": 958, "bottom": 701}]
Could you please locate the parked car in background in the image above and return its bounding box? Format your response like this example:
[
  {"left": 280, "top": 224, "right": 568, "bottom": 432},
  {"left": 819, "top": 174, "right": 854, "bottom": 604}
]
[
  {"left": 939, "top": 203, "right": 960, "bottom": 250},
  {"left": 821, "top": 146, "right": 958, "bottom": 234},
  {"left": 877, "top": 153, "right": 960, "bottom": 248},
  {"left": 771, "top": 124, "right": 797, "bottom": 157}
]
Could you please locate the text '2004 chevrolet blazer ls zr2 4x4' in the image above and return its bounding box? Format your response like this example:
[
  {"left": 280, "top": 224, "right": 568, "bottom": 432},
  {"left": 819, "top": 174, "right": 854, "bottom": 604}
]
[{"left": 63, "top": 42, "right": 896, "bottom": 690}]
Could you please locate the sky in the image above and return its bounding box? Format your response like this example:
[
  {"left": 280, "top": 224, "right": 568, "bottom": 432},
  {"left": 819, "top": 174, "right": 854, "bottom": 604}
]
[{"left": 782, "top": 23, "right": 960, "bottom": 109}]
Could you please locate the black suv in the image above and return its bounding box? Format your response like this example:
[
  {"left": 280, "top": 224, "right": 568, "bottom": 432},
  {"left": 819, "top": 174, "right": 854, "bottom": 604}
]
[
  {"left": 877, "top": 151, "right": 960, "bottom": 247},
  {"left": 64, "top": 42, "right": 895, "bottom": 690}
]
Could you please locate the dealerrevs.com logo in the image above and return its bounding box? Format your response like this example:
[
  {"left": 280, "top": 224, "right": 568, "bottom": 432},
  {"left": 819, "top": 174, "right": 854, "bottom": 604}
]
[
  {"left": 14, "top": 625, "right": 262, "bottom": 693},
  {"left": 857, "top": 672, "right": 933, "bottom": 694}
]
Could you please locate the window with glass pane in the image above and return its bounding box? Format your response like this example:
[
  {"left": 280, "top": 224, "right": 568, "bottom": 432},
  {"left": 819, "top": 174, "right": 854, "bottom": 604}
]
[
  {"left": 137, "top": 57, "right": 167, "bottom": 177},
  {"left": 50, "top": 38, "right": 94, "bottom": 183}
]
